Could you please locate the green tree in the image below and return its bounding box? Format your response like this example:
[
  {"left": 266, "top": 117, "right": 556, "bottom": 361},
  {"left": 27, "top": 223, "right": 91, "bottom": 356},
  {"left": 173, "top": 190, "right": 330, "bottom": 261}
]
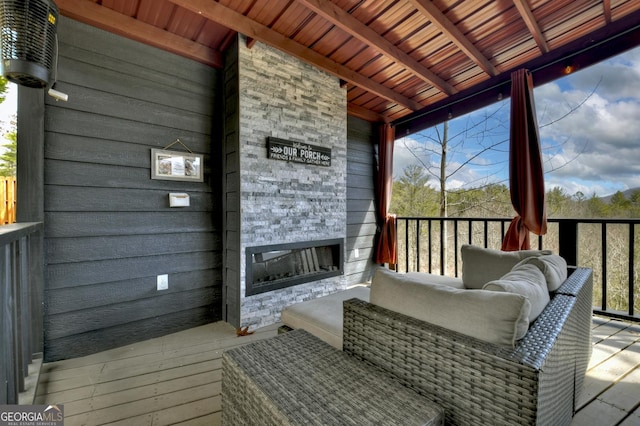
[
  {"left": 629, "top": 190, "right": 640, "bottom": 217},
  {"left": 586, "top": 193, "right": 609, "bottom": 218},
  {"left": 0, "top": 77, "right": 7, "bottom": 104},
  {"left": 546, "top": 186, "right": 572, "bottom": 217},
  {"left": 0, "top": 77, "right": 15, "bottom": 178},
  {"left": 610, "top": 191, "right": 630, "bottom": 216},
  {"left": 0, "top": 131, "right": 16, "bottom": 177},
  {"left": 390, "top": 165, "right": 438, "bottom": 217}
]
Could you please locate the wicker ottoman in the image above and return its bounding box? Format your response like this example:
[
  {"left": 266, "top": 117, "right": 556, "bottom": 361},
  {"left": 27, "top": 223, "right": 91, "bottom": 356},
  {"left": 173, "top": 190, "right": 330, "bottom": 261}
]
[{"left": 222, "top": 329, "right": 444, "bottom": 426}]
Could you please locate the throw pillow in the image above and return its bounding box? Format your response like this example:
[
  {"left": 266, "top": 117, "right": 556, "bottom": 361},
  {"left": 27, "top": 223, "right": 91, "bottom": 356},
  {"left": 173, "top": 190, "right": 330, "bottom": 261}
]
[
  {"left": 483, "top": 263, "right": 550, "bottom": 321},
  {"left": 461, "top": 244, "right": 553, "bottom": 289},
  {"left": 515, "top": 254, "right": 568, "bottom": 291}
]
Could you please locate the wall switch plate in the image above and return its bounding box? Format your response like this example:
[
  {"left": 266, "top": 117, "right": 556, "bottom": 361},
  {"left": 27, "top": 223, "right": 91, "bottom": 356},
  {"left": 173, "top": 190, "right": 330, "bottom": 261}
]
[{"left": 157, "top": 274, "right": 169, "bottom": 290}]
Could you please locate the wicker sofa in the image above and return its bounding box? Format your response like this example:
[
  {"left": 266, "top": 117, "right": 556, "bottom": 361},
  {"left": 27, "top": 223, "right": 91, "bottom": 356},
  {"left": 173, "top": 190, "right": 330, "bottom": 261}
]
[{"left": 341, "top": 266, "right": 593, "bottom": 426}]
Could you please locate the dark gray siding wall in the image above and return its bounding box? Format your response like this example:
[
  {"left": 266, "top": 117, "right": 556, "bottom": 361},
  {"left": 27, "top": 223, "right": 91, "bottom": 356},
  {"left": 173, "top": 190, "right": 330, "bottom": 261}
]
[
  {"left": 42, "top": 17, "right": 223, "bottom": 361},
  {"left": 345, "top": 117, "right": 378, "bottom": 285},
  {"left": 222, "top": 38, "right": 241, "bottom": 326}
]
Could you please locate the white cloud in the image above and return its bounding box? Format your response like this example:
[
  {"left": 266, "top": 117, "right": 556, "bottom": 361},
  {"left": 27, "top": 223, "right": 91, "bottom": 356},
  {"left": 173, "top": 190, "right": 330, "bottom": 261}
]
[{"left": 534, "top": 48, "right": 640, "bottom": 197}]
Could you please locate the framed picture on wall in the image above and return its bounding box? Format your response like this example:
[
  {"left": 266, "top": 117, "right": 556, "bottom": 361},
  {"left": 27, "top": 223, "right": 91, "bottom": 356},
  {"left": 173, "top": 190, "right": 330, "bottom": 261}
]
[{"left": 151, "top": 149, "right": 203, "bottom": 182}]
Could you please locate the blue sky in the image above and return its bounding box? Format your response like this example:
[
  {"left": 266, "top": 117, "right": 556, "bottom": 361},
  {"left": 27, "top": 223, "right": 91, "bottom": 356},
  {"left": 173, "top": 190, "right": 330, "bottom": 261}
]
[{"left": 394, "top": 45, "right": 640, "bottom": 198}]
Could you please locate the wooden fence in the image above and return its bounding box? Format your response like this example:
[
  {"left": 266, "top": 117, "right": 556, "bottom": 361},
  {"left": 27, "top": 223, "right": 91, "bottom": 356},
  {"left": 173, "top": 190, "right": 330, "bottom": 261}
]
[{"left": 0, "top": 177, "right": 16, "bottom": 224}]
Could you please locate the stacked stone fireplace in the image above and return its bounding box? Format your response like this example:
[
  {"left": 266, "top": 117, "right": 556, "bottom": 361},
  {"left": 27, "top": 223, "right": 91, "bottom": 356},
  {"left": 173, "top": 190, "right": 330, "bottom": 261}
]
[{"left": 223, "top": 35, "right": 348, "bottom": 329}]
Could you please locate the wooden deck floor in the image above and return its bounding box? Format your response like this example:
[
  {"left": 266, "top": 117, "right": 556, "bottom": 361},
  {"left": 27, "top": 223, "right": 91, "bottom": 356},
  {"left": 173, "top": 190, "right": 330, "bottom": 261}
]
[
  {"left": 35, "top": 322, "right": 280, "bottom": 425},
  {"left": 571, "top": 317, "right": 640, "bottom": 426},
  {"left": 34, "top": 317, "right": 640, "bottom": 426}
]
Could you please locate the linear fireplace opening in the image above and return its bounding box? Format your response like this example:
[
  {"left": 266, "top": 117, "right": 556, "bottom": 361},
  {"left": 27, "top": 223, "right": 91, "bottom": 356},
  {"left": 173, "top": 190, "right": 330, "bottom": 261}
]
[{"left": 246, "top": 238, "right": 344, "bottom": 296}]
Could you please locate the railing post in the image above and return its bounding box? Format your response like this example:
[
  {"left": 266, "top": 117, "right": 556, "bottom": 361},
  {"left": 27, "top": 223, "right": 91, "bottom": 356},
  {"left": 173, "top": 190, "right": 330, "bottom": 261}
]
[
  {"left": 0, "top": 242, "right": 6, "bottom": 404},
  {"left": 416, "top": 220, "right": 421, "bottom": 272},
  {"left": 559, "top": 219, "right": 579, "bottom": 266},
  {"left": 629, "top": 224, "right": 635, "bottom": 317},
  {"left": 27, "top": 229, "right": 43, "bottom": 357},
  {"left": 0, "top": 223, "right": 44, "bottom": 404},
  {"left": 428, "top": 220, "right": 432, "bottom": 273},
  {"left": 601, "top": 223, "right": 607, "bottom": 312},
  {"left": 11, "top": 240, "right": 25, "bottom": 394},
  {"left": 404, "top": 219, "right": 409, "bottom": 273},
  {"left": 19, "top": 237, "right": 31, "bottom": 387},
  {"left": 2, "top": 243, "right": 18, "bottom": 404}
]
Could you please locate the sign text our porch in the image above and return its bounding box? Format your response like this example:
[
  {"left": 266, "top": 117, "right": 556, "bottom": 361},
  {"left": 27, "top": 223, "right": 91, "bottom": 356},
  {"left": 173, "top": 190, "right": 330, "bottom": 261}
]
[{"left": 267, "top": 137, "right": 331, "bottom": 167}]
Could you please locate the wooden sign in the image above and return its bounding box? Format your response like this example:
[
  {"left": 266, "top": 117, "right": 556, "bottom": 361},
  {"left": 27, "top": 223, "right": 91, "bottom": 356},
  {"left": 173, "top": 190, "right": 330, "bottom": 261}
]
[{"left": 267, "top": 137, "right": 331, "bottom": 167}]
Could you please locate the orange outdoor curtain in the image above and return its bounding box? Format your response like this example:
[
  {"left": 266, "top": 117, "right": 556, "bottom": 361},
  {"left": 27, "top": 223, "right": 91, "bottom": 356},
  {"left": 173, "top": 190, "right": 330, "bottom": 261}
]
[
  {"left": 374, "top": 123, "right": 397, "bottom": 265},
  {"left": 502, "top": 69, "right": 547, "bottom": 251}
]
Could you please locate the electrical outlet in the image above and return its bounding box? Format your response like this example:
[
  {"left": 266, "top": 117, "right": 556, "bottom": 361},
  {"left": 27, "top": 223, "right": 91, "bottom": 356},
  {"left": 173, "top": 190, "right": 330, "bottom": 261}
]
[
  {"left": 157, "top": 274, "right": 169, "bottom": 291},
  {"left": 354, "top": 248, "right": 360, "bottom": 258}
]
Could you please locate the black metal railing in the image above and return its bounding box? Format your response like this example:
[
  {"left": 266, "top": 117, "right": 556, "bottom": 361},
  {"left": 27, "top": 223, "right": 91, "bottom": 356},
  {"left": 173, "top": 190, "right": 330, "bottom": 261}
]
[
  {"left": 0, "top": 222, "right": 44, "bottom": 404},
  {"left": 396, "top": 216, "right": 640, "bottom": 322}
]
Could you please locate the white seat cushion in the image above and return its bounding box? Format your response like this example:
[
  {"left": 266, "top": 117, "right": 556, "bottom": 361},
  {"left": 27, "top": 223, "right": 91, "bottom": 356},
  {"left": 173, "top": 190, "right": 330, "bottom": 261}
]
[
  {"left": 280, "top": 286, "right": 370, "bottom": 349},
  {"left": 405, "top": 272, "right": 464, "bottom": 289}
]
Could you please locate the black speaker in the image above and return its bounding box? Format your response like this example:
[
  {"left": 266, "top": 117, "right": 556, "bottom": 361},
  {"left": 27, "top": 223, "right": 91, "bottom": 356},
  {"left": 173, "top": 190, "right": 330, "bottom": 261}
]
[{"left": 0, "top": 0, "right": 59, "bottom": 88}]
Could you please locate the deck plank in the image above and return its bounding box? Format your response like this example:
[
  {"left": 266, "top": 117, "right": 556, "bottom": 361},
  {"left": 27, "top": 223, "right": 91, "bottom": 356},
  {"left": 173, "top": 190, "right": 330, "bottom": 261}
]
[
  {"left": 599, "top": 368, "right": 640, "bottom": 410},
  {"left": 61, "top": 371, "right": 221, "bottom": 416},
  {"left": 65, "top": 384, "right": 220, "bottom": 425},
  {"left": 35, "top": 359, "right": 221, "bottom": 404},
  {"left": 588, "top": 324, "right": 640, "bottom": 367},
  {"left": 619, "top": 407, "right": 640, "bottom": 426},
  {"left": 571, "top": 399, "right": 629, "bottom": 426},
  {"left": 577, "top": 344, "right": 640, "bottom": 408},
  {"left": 35, "top": 319, "right": 639, "bottom": 426},
  {"left": 572, "top": 318, "right": 640, "bottom": 426},
  {"left": 36, "top": 322, "right": 277, "bottom": 425}
]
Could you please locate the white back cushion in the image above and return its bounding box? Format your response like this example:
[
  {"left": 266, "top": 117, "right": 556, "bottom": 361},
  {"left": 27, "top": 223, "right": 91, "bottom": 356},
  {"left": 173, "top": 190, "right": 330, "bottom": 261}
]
[
  {"left": 483, "top": 263, "right": 550, "bottom": 321},
  {"left": 461, "top": 244, "right": 552, "bottom": 289},
  {"left": 371, "top": 268, "right": 531, "bottom": 347},
  {"left": 515, "top": 255, "right": 568, "bottom": 291}
]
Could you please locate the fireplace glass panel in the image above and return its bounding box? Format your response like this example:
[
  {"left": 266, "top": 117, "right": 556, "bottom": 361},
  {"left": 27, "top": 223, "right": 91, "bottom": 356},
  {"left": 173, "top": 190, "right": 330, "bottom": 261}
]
[{"left": 246, "top": 239, "right": 343, "bottom": 296}]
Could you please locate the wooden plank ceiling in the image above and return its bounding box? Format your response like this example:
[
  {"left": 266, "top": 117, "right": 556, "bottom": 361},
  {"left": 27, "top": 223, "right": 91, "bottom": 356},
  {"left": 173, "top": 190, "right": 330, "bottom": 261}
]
[{"left": 56, "top": 0, "right": 640, "bottom": 134}]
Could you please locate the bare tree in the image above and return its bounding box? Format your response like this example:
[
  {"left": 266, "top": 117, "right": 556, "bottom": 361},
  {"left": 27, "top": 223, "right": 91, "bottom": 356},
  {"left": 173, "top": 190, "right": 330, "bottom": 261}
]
[
  {"left": 401, "top": 102, "right": 510, "bottom": 218},
  {"left": 393, "top": 85, "right": 597, "bottom": 274},
  {"left": 397, "top": 82, "right": 598, "bottom": 218},
  {"left": 399, "top": 104, "right": 510, "bottom": 272}
]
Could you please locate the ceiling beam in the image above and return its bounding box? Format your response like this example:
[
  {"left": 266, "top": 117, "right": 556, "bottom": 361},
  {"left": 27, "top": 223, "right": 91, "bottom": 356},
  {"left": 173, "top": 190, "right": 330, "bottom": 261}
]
[
  {"left": 295, "top": 0, "right": 456, "bottom": 95},
  {"left": 56, "top": 0, "right": 223, "bottom": 68},
  {"left": 348, "top": 103, "right": 389, "bottom": 123},
  {"left": 408, "top": 0, "right": 499, "bottom": 77},
  {"left": 167, "top": 0, "right": 423, "bottom": 111},
  {"left": 512, "top": 0, "right": 549, "bottom": 54},
  {"left": 603, "top": 0, "right": 612, "bottom": 24}
]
